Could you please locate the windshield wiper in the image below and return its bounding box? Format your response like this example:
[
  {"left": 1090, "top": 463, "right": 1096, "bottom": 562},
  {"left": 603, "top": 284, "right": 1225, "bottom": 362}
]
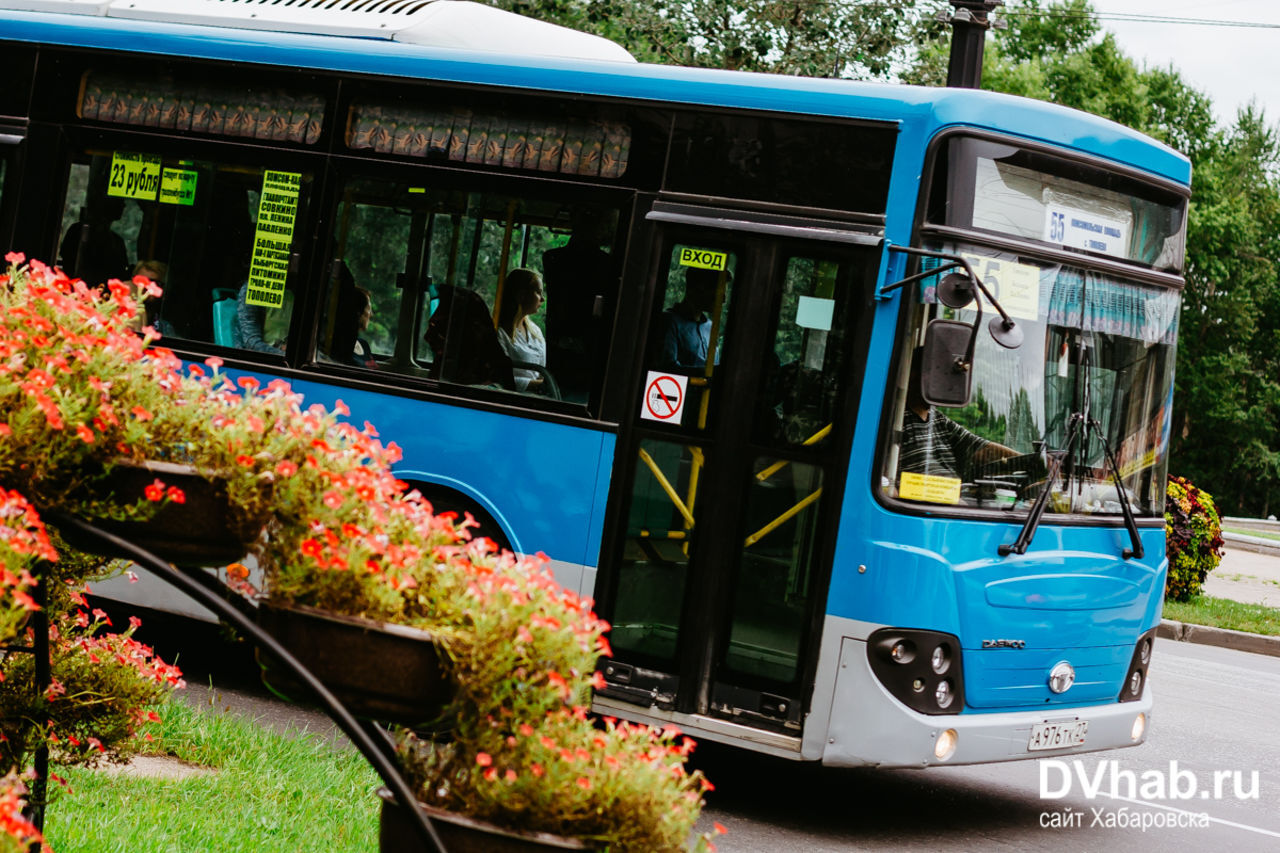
[
  {"left": 999, "top": 413, "right": 1081, "bottom": 557},
  {"left": 1085, "top": 415, "right": 1145, "bottom": 559},
  {"left": 998, "top": 412, "right": 1144, "bottom": 560}
]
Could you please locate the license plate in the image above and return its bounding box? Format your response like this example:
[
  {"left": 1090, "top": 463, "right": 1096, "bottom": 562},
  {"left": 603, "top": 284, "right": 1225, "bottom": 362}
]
[{"left": 1028, "top": 720, "right": 1089, "bottom": 751}]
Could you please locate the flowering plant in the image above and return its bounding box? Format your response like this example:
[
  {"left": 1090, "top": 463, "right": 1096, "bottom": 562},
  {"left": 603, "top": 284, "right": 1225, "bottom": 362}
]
[
  {"left": 0, "top": 256, "right": 718, "bottom": 848},
  {"left": 0, "top": 772, "right": 46, "bottom": 853},
  {"left": 1164, "top": 475, "right": 1224, "bottom": 601},
  {"left": 0, "top": 607, "right": 179, "bottom": 771},
  {"left": 391, "top": 546, "right": 722, "bottom": 852},
  {"left": 0, "top": 258, "right": 182, "bottom": 802}
]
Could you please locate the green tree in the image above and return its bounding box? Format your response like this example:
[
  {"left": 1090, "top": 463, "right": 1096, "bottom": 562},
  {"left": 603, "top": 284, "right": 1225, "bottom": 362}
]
[{"left": 489, "top": 0, "right": 946, "bottom": 77}]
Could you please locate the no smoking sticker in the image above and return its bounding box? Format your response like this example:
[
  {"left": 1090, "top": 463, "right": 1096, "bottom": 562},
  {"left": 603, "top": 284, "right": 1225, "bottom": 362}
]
[{"left": 640, "top": 371, "right": 688, "bottom": 424}]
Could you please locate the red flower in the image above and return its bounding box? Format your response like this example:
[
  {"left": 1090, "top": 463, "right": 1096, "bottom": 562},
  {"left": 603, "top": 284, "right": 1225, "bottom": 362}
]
[
  {"left": 575, "top": 776, "right": 592, "bottom": 790},
  {"left": 144, "top": 479, "right": 166, "bottom": 502},
  {"left": 475, "top": 752, "right": 492, "bottom": 767},
  {"left": 130, "top": 405, "right": 153, "bottom": 421},
  {"left": 165, "top": 486, "right": 186, "bottom": 504},
  {"left": 300, "top": 539, "right": 323, "bottom": 559},
  {"left": 75, "top": 424, "right": 95, "bottom": 444}
]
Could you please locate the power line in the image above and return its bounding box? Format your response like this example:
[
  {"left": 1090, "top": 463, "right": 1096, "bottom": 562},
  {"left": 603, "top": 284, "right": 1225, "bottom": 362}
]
[{"left": 1002, "top": 7, "right": 1280, "bottom": 30}]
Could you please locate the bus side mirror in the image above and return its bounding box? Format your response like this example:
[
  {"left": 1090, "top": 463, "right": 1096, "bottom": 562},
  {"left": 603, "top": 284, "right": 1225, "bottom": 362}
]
[{"left": 921, "top": 319, "right": 973, "bottom": 407}]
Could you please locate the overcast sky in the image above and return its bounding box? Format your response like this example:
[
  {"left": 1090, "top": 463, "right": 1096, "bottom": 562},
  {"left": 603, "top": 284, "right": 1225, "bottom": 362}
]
[{"left": 1085, "top": 0, "right": 1280, "bottom": 125}]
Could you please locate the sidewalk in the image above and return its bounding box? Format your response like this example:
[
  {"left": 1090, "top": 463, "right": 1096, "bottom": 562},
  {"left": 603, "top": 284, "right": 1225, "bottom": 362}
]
[
  {"left": 1202, "top": 540, "right": 1280, "bottom": 608},
  {"left": 1158, "top": 538, "right": 1280, "bottom": 657}
]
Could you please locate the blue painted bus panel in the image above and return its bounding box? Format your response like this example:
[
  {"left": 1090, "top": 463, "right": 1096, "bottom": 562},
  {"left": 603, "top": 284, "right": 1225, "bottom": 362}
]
[
  {"left": 826, "top": 513, "right": 1164, "bottom": 710},
  {"left": 964, "top": 643, "right": 1134, "bottom": 709},
  {"left": 224, "top": 368, "right": 613, "bottom": 570}
]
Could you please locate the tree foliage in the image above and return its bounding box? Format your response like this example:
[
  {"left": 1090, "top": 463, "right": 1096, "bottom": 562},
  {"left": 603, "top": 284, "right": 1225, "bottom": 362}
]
[{"left": 489, "top": 0, "right": 945, "bottom": 77}]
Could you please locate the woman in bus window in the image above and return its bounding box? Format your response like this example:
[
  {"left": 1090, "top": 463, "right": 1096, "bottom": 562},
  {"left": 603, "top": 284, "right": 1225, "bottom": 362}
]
[{"left": 496, "top": 268, "right": 546, "bottom": 392}]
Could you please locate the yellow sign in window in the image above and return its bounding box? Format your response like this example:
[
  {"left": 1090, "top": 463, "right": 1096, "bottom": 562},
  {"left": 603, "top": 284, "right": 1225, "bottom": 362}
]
[
  {"left": 678, "top": 247, "right": 728, "bottom": 271},
  {"left": 159, "top": 168, "right": 198, "bottom": 206},
  {"left": 107, "top": 151, "right": 161, "bottom": 201},
  {"left": 899, "top": 471, "right": 962, "bottom": 505},
  {"left": 246, "top": 170, "right": 301, "bottom": 309}
]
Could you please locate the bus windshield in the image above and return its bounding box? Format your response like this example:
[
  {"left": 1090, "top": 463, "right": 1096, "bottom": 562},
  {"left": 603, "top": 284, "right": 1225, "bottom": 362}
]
[{"left": 881, "top": 242, "right": 1179, "bottom": 518}]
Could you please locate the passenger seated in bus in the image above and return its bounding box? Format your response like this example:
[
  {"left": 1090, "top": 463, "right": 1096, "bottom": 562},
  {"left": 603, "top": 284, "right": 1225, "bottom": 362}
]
[
  {"left": 325, "top": 263, "right": 377, "bottom": 369},
  {"left": 541, "top": 208, "right": 616, "bottom": 391},
  {"left": 657, "top": 266, "right": 725, "bottom": 370},
  {"left": 232, "top": 281, "right": 285, "bottom": 355},
  {"left": 424, "top": 285, "right": 516, "bottom": 391},
  {"left": 59, "top": 192, "right": 131, "bottom": 291},
  {"left": 131, "top": 259, "right": 173, "bottom": 337},
  {"left": 899, "top": 353, "right": 1017, "bottom": 483},
  {"left": 495, "top": 268, "right": 546, "bottom": 392}
]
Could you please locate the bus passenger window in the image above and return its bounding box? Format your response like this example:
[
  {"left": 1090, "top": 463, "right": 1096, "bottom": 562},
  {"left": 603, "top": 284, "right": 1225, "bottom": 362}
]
[
  {"left": 541, "top": 206, "right": 618, "bottom": 397},
  {"left": 56, "top": 152, "right": 306, "bottom": 355},
  {"left": 324, "top": 176, "right": 622, "bottom": 409},
  {"left": 58, "top": 162, "right": 131, "bottom": 289}
]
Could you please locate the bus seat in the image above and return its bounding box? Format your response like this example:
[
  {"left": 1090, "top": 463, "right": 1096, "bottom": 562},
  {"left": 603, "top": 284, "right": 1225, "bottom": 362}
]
[{"left": 212, "top": 295, "right": 237, "bottom": 347}]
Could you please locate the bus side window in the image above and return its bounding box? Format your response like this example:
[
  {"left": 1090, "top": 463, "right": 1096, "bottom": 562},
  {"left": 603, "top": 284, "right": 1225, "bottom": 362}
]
[
  {"left": 325, "top": 178, "right": 621, "bottom": 409},
  {"left": 55, "top": 152, "right": 304, "bottom": 355}
]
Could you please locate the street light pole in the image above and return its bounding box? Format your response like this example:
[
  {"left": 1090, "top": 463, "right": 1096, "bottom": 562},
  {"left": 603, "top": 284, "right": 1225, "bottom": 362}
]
[{"left": 943, "top": 0, "right": 1004, "bottom": 88}]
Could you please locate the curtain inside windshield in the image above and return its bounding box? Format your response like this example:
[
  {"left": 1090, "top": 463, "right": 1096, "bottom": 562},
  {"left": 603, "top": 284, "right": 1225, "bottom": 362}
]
[{"left": 881, "top": 244, "right": 1179, "bottom": 517}]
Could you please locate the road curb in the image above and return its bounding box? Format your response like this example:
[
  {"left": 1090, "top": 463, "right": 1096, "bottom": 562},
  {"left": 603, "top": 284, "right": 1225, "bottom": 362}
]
[
  {"left": 1158, "top": 619, "right": 1280, "bottom": 658},
  {"left": 1221, "top": 530, "right": 1280, "bottom": 556}
]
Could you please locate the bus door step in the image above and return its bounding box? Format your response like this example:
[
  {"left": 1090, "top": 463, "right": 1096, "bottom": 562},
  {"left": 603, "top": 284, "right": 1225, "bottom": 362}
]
[{"left": 595, "top": 660, "right": 678, "bottom": 710}]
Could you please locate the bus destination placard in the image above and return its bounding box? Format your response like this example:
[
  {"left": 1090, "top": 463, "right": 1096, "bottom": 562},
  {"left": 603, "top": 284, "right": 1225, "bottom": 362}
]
[{"left": 246, "top": 170, "right": 301, "bottom": 309}]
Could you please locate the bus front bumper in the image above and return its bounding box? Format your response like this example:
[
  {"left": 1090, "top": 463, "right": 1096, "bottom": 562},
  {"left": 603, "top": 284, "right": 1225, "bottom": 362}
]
[{"left": 822, "top": 637, "right": 1153, "bottom": 768}]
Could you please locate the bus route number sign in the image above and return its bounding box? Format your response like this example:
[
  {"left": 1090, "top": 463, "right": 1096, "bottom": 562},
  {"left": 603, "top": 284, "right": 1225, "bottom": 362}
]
[
  {"left": 641, "top": 371, "right": 688, "bottom": 424},
  {"left": 678, "top": 247, "right": 728, "bottom": 271}
]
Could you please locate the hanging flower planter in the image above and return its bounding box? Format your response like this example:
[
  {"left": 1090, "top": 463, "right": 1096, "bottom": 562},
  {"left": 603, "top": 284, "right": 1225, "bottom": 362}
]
[
  {"left": 58, "top": 460, "right": 247, "bottom": 566},
  {"left": 377, "top": 789, "right": 591, "bottom": 853},
  {"left": 257, "top": 602, "right": 452, "bottom": 727}
]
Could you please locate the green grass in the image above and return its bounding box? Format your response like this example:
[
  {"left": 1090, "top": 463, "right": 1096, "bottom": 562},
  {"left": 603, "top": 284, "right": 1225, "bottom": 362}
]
[
  {"left": 44, "top": 697, "right": 380, "bottom": 852},
  {"left": 1162, "top": 595, "right": 1280, "bottom": 637},
  {"left": 1224, "top": 526, "right": 1280, "bottom": 541}
]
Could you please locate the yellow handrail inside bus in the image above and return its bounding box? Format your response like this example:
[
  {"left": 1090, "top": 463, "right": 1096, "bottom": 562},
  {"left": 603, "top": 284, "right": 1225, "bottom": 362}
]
[
  {"left": 755, "top": 423, "right": 833, "bottom": 483},
  {"left": 744, "top": 487, "right": 823, "bottom": 548},
  {"left": 638, "top": 447, "right": 696, "bottom": 528}
]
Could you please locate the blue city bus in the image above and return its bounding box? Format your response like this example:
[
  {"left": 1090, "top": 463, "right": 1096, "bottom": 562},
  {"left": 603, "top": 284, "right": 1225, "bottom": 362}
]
[{"left": 0, "top": 1, "right": 1188, "bottom": 768}]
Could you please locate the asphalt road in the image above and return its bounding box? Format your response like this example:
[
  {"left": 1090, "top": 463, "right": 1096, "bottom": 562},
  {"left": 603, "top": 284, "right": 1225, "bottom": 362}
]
[
  {"left": 176, "top": 636, "right": 1279, "bottom": 852},
  {"left": 692, "top": 639, "right": 1280, "bottom": 852}
]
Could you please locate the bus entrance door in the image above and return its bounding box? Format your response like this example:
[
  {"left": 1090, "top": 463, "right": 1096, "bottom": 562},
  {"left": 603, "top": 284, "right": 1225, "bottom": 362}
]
[{"left": 595, "top": 222, "right": 872, "bottom": 742}]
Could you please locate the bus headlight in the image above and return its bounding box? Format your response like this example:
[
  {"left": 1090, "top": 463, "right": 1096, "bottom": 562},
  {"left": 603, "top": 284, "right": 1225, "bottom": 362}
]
[
  {"left": 867, "top": 628, "right": 965, "bottom": 715},
  {"left": 1118, "top": 628, "right": 1158, "bottom": 703}
]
